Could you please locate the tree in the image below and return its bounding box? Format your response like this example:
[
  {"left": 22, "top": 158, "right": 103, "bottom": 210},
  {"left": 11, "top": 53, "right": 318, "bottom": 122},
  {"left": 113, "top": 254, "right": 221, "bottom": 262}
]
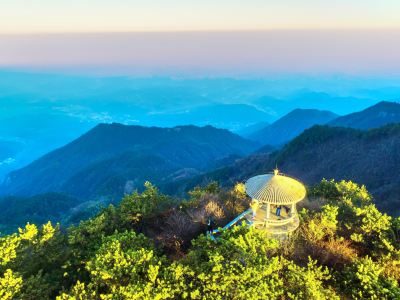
[
  {"left": 0, "top": 269, "right": 23, "bottom": 300},
  {"left": 342, "top": 256, "right": 400, "bottom": 299},
  {"left": 119, "top": 181, "right": 173, "bottom": 226},
  {"left": 1, "top": 179, "right": 399, "bottom": 299}
]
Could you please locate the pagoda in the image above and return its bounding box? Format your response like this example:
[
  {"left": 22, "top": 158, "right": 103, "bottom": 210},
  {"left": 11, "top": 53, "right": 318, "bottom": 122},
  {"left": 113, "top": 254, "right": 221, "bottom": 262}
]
[{"left": 244, "top": 169, "right": 306, "bottom": 234}]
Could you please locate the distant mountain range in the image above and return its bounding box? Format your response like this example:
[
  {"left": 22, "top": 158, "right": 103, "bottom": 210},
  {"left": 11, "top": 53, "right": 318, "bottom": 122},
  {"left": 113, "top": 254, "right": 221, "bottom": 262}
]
[
  {"left": 247, "top": 109, "right": 338, "bottom": 146},
  {"left": 146, "top": 103, "right": 273, "bottom": 131},
  {"left": 328, "top": 101, "right": 400, "bottom": 129},
  {"left": 3, "top": 71, "right": 396, "bottom": 180},
  {"left": 246, "top": 101, "right": 400, "bottom": 146},
  {"left": 1, "top": 100, "right": 400, "bottom": 232},
  {"left": 0, "top": 124, "right": 258, "bottom": 200}
]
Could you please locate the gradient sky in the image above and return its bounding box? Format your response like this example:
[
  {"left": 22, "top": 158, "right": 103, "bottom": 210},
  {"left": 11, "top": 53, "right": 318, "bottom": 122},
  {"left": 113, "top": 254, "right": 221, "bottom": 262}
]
[
  {"left": 1, "top": 0, "right": 400, "bottom": 33},
  {"left": 1, "top": 1, "right": 400, "bottom": 75}
]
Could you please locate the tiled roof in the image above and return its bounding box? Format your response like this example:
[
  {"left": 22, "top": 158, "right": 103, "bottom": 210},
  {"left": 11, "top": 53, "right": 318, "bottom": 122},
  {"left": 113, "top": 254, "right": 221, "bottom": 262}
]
[{"left": 245, "top": 170, "right": 306, "bottom": 204}]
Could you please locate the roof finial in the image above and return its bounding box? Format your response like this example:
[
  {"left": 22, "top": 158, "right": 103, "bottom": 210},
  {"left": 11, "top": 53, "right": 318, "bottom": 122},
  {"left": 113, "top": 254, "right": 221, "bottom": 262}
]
[{"left": 274, "top": 166, "right": 279, "bottom": 176}]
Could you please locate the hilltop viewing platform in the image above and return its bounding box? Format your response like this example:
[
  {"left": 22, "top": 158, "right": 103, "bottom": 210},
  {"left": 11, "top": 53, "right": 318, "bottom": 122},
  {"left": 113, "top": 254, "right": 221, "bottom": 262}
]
[
  {"left": 244, "top": 169, "right": 306, "bottom": 234},
  {"left": 210, "top": 169, "right": 307, "bottom": 237}
]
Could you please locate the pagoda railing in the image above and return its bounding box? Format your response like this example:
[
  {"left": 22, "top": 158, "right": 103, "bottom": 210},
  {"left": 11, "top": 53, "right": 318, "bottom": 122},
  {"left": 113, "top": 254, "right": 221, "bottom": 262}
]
[{"left": 265, "top": 214, "right": 297, "bottom": 226}]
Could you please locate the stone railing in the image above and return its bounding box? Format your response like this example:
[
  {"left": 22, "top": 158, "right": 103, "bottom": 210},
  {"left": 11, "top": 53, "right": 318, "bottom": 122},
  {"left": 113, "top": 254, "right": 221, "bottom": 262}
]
[{"left": 265, "top": 214, "right": 297, "bottom": 226}]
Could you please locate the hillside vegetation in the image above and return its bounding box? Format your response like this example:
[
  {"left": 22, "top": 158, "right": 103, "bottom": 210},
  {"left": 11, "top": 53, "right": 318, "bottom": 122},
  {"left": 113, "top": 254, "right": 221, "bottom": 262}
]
[
  {"left": 176, "top": 124, "right": 400, "bottom": 216},
  {"left": 1, "top": 180, "right": 399, "bottom": 299},
  {"left": 0, "top": 193, "right": 82, "bottom": 235}
]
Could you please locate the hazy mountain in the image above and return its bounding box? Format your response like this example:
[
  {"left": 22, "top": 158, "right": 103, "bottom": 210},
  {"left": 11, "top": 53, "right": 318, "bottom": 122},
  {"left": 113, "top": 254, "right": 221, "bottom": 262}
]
[
  {"left": 0, "top": 139, "right": 24, "bottom": 183},
  {"left": 235, "top": 121, "right": 270, "bottom": 137},
  {"left": 329, "top": 101, "right": 400, "bottom": 129},
  {"left": 0, "top": 139, "right": 23, "bottom": 163},
  {"left": 168, "top": 124, "right": 400, "bottom": 216},
  {"left": 0, "top": 113, "right": 94, "bottom": 180},
  {"left": 281, "top": 90, "right": 378, "bottom": 115},
  {"left": 248, "top": 109, "right": 338, "bottom": 146},
  {"left": 1, "top": 70, "right": 398, "bottom": 179},
  {"left": 254, "top": 89, "right": 380, "bottom": 117},
  {"left": 146, "top": 104, "right": 273, "bottom": 131},
  {"left": 0, "top": 124, "right": 258, "bottom": 200}
]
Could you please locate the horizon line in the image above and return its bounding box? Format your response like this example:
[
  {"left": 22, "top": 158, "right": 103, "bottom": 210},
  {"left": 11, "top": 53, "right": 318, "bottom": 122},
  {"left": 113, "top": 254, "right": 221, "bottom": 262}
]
[{"left": 2, "top": 27, "right": 400, "bottom": 35}]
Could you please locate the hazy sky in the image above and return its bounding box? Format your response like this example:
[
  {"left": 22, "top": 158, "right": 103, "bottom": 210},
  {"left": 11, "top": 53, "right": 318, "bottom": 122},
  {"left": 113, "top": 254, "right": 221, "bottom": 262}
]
[
  {"left": 1, "top": 0, "right": 400, "bottom": 33},
  {"left": 1, "top": 1, "right": 400, "bottom": 75},
  {"left": 1, "top": 30, "right": 400, "bottom": 75}
]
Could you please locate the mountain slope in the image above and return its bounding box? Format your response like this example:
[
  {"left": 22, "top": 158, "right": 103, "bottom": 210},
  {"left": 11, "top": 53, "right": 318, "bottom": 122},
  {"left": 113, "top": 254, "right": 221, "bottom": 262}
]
[
  {"left": 248, "top": 108, "right": 338, "bottom": 146},
  {"left": 171, "top": 124, "right": 400, "bottom": 216},
  {"left": 329, "top": 101, "right": 400, "bottom": 129},
  {"left": 1, "top": 124, "right": 258, "bottom": 199}
]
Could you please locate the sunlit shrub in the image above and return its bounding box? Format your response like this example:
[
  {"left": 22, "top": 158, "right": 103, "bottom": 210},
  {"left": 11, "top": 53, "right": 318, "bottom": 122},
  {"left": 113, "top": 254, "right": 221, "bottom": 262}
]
[{"left": 342, "top": 256, "right": 400, "bottom": 299}]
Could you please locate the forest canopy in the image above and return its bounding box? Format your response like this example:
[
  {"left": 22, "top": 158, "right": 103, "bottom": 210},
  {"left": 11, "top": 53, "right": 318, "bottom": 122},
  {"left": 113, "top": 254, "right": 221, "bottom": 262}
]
[{"left": 1, "top": 179, "right": 399, "bottom": 299}]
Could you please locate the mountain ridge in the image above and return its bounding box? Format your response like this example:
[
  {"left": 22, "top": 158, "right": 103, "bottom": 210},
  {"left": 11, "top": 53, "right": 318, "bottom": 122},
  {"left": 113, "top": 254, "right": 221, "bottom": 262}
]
[
  {"left": 248, "top": 108, "right": 338, "bottom": 146},
  {"left": 328, "top": 100, "right": 400, "bottom": 129},
  {"left": 1, "top": 123, "right": 258, "bottom": 199}
]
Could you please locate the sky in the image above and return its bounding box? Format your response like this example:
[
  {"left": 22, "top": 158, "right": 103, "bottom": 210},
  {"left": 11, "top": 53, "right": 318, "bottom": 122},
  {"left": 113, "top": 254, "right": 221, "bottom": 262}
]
[
  {"left": 0, "top": 1, "right": 400, "bottom": 75},
  {"left": 1, "top": 0, "right": 400, "bottom": 33}
]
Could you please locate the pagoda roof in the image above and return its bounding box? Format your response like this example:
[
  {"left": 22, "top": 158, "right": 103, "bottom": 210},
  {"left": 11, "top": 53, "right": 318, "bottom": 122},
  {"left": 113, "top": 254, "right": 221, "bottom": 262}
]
[{"left": 245, "top": 170, "right": 306, "bottom": 205}]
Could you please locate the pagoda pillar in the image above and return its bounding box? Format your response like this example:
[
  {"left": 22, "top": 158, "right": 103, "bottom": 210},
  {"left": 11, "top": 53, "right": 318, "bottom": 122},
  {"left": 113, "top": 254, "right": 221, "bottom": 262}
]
[
  {"left": 291, "top": 203, "right": 295, "bottom": 216},
  {"left": 266, "top": 203, "right": 270, "bottom": 219}
]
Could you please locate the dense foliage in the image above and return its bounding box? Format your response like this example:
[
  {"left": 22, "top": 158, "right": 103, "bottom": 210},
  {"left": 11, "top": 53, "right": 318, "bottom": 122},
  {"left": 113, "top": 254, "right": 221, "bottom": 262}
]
[
  {"left": 1, "top": 180, "right": 399, "bottom": 299},
  {"left": 0, "top": 193, "right": 83, "bottom": 234}
]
